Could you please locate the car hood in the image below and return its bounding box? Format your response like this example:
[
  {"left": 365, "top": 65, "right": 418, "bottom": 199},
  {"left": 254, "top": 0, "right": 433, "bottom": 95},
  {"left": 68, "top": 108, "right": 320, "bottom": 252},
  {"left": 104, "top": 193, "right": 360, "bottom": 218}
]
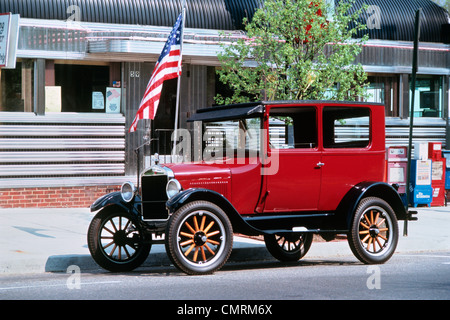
[
  {"left": 164, "top": 162, "right": 232, "bottom": 197},
  {"left": 165, "top": 162, "right": 231, "bottom": 180}
]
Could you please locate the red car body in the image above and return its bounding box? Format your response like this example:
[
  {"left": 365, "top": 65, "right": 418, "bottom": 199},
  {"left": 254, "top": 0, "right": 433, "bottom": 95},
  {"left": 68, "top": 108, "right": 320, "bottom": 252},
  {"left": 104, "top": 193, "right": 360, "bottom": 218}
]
[
  {"left": 89, "top": 100, "right": 416, "bottom": 275},
  {"left": 168, "top": 101, "right": 386, "bottom": 214}
]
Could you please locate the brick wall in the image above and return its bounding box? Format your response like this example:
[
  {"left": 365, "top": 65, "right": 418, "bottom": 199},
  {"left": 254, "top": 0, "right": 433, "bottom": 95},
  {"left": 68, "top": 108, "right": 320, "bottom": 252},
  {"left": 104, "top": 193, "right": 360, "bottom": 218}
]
[{"left": 0, "top": 186, "right": 121, "bottom": 208}]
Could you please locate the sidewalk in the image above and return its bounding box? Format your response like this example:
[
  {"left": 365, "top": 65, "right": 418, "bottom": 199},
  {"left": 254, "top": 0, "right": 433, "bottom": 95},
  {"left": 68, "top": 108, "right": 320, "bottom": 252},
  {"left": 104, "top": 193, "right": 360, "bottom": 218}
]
[{"left": 0, "top": 206, "right": 449, "bottom": 275}]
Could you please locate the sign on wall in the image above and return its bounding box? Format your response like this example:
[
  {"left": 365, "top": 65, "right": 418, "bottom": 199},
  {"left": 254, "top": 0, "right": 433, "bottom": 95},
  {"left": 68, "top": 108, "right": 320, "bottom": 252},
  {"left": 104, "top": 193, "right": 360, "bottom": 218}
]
[{"left": 0, "top": 13, "right": 20, "bottom": 69}]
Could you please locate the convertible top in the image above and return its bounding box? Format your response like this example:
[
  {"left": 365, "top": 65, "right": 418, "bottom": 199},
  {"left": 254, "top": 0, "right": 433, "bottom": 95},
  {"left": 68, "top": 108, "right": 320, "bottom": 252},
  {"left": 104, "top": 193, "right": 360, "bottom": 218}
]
[
  {"left": 187, "top": 100, "right": 384, "bottom": 122},
  {"left": 187, "top": 102, "right": 265, "bottom": 122}
]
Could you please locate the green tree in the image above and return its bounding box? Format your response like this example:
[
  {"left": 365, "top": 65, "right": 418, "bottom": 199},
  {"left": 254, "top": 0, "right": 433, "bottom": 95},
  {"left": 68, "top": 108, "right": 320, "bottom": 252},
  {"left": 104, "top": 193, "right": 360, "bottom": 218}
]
[
  {"left": 431, "top": 0, "right": 450, "bottom": 12},
  {"left": 215, "top": 0, "right": 369, "bottom": 104}
]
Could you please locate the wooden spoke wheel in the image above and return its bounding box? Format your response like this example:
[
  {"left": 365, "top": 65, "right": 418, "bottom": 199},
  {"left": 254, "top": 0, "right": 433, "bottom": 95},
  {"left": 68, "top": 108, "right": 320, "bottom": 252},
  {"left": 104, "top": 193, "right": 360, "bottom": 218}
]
[
  {"left": 264, "top": 233, "right": 313, "bottom": 262},
  {"left": 165, "top": 201, "right": 233, "bottom": 275},
  {"left": 88, "top": 209, "right": 151, "bottom": 272},
  {"left": 348, "top": 197, "right": 398, "bottom": 264}
]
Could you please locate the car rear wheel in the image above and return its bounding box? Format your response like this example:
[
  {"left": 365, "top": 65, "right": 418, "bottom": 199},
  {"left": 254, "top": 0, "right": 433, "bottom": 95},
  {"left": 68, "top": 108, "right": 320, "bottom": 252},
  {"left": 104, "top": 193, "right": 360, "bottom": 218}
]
[
  {"left": 348, "top": 197, "right": 398, "bottom": 264},
  {"left": 165, "top": 201, "right": 233, "bottom": 275},
  {"left": 87, "top": 209, "right": 151, "bottom": 272},
  {"left": 264, "top": 233, "right": 313, "bottom": 262}
]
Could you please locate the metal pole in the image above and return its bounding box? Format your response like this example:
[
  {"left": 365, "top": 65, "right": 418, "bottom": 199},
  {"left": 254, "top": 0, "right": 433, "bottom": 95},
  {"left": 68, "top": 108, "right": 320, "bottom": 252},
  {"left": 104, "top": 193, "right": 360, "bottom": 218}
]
[
  {"left": 405, "top": 8, "right": 422, "bottom": 236},
  {"left": 172, "top": 0, "right": 187, "bottom": 162}
]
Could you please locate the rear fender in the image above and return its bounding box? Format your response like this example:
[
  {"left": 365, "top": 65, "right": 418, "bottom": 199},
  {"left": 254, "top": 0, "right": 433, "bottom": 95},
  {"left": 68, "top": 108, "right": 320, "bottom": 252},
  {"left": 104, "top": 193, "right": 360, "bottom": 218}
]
[
  {"left": 336, "top": 181, "right": 407, "bottom": 230},
  {"left": 166, "top": 188, "right": 260, "bottom": 236}
]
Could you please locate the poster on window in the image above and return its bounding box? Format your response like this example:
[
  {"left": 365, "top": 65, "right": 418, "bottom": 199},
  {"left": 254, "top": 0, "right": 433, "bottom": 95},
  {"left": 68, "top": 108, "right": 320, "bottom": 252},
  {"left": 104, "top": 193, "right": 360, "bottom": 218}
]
[
  {"left": 45, "top": 86, "right": 62, "bottom": 112},
  {"left": 92, "top": 92, "right": 104, "bottom": 110},
  {"left": 106, "top": 87, "right": 121, "bottom": 113}
]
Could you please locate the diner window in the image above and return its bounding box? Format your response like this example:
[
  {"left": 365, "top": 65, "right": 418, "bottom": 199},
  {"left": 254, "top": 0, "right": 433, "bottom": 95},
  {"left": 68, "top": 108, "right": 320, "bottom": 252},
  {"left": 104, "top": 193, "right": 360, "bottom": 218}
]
[
  {"left": 0, "top": 60, "right": 34, "bottom": 112},
  {"left": 53, "top": 62, "right": 121, "bottom": 113},
  {"left": 410, "top": 75, "right": 443, "bottom": 118},
  {"left": 366, "top": 75, "right": 399, "bottom": 117}
]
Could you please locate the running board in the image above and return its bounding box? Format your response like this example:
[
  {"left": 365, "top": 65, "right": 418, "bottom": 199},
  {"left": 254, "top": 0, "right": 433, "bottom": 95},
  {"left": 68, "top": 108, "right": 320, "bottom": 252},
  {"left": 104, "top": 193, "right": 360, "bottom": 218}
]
[
  {"left": 260, "top": 228, "right": 348, "bottom": 235},
  {"left": 241, "top": 212, "right": 346, "bottom": 235}
]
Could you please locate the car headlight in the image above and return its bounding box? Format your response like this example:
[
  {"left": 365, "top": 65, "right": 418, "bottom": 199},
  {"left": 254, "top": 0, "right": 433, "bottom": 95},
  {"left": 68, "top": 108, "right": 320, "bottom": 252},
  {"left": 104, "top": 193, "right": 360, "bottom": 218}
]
[
  {"left": 166, "top": 179, "right": 182, "bottom": 199},
  {"left": 121, "top": 182, "right": 136, "bottom": 202}
]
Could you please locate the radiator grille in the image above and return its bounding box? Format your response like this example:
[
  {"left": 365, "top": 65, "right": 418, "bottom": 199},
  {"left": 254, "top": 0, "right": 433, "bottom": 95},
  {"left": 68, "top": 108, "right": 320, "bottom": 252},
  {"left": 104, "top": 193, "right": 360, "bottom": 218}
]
[{"left": 141, "top": 174, "right": 169, "bottom": 220}]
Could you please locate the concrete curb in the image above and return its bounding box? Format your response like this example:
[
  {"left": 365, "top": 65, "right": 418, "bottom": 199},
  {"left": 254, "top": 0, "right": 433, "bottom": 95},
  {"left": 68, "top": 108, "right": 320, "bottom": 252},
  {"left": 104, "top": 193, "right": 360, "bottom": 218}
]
[
  {"left": 47, "top": 245, "right": 277, "bottom": 273},
  {"left": 0, "top": 242, "right": 276, "bottom": 274}
]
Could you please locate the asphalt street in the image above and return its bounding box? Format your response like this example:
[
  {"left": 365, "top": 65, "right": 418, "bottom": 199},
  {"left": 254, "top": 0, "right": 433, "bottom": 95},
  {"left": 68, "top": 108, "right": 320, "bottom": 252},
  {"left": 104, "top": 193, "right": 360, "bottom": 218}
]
[
  {"left": 0, "top": 253, "right": 449, "bottom": 300},
  {"left": 0, "top": 205, "right": 449, "bottom": 275}
]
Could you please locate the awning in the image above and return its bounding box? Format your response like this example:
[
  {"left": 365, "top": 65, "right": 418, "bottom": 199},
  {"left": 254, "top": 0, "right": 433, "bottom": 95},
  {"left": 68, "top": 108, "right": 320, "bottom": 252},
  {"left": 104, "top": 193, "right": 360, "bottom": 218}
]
[{"left": 187, "top": 103, "right": 265, "bottom": 122}]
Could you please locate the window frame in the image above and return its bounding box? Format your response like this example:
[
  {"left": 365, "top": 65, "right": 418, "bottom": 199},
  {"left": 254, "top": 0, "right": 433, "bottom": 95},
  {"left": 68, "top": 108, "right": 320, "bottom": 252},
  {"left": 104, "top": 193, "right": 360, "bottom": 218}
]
[
  {"left": 268, "top": 106, "right": 318, "bottom": 150},
  {"left": 322, "top": 106, "right": 372, "bottom": 150}
]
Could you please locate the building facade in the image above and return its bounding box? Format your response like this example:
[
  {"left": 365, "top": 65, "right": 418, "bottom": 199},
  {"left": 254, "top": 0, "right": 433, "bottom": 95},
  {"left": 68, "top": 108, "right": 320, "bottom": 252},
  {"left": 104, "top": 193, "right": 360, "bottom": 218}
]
[{"left": 0, "top": 0, "right": 449, "bottom": 208}]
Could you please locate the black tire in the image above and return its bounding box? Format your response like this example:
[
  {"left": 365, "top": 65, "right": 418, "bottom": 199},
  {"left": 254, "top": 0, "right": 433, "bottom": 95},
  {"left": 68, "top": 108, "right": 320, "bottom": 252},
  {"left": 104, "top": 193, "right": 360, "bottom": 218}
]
[
  {"left": 165, "top": 201, "right": 233, "bottom": 275},
  {"left": 348, "top": 197, "right": 398, "bottom": 264},
  {"left": 264, "top": 233, "right": 313, "bottom": 262},
  {"left": 87, "top": 208, "right": 151, "bottom": 272}
]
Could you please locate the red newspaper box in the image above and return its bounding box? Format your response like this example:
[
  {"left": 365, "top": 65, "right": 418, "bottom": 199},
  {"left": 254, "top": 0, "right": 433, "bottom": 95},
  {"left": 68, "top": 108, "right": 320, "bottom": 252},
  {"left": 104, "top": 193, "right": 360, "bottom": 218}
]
[{"left": 428, "top": 142, "right": 446, "bottom": 206}]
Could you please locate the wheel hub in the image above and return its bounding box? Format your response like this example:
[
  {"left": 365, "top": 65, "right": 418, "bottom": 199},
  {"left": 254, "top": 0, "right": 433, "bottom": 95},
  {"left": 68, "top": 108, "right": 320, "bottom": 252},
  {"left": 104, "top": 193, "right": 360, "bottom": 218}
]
[
  {"left": 194, "top": 231, "right": 207, "bottom": 246},
  {"left": 113, "top": 230, "right": 128, "bottom": 246},
  {"left": 369, "top": 226, "right": 380, "bottom": 237}
]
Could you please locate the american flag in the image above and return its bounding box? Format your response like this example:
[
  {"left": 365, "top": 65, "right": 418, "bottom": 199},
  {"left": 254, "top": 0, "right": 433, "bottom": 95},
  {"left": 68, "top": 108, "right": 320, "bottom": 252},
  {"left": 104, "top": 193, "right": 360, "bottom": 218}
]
[{"left": 129, "top": 13, "right": 183, "bottom": 133}]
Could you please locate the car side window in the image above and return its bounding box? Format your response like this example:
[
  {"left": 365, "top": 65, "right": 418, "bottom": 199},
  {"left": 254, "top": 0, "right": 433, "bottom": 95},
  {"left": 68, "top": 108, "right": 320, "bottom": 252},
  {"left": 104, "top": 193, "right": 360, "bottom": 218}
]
[
  {"left": 323, "top": 107, "right": 370, "bottom": 149},
  {"left": 269, "top": 107, "right": 317, "bottom": 149}
]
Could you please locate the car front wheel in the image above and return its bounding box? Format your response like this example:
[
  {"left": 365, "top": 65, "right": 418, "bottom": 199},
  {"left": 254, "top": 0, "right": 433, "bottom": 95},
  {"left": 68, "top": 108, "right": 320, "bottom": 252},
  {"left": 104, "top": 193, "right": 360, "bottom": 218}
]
[
  {"left": 165, "top": 201, "right": 233, "bottom": 275},
  {"left": 87, "top": 208, "right": 151, "bottom": 272},
  {"left": 348, "top": 197, "right": 398, "bottom": 264}
]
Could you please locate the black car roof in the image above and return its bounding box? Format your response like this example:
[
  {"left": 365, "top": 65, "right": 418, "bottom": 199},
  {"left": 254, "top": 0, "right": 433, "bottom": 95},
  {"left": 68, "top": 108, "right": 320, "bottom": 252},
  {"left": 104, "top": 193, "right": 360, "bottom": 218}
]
[
  {"left": 187, "top": 103, "right": 265, "bottom": 122},
  {"left": 187, "top": 100, "right": 384, "bottom": 122}
]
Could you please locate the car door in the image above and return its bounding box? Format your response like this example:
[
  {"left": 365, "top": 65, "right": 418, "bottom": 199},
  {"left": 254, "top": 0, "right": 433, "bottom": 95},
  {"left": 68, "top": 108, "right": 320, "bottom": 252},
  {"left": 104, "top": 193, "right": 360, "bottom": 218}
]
[
  {"left": 318, "top": 105, "right": 378, "bottom": 211},
  {"left": 262, "top": 106, "right": 322, "bottom": 212}
]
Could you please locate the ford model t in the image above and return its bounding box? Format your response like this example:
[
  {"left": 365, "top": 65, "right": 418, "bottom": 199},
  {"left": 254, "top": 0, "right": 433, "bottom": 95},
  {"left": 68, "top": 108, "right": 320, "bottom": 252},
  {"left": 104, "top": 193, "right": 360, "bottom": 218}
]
[{"left": 88, "top": 100, "right": 416, "bottom": 275}]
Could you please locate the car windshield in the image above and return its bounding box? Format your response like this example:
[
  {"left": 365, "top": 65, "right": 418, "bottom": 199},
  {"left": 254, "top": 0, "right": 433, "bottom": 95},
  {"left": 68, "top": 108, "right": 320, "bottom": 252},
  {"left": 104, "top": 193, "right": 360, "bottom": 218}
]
[{"left": 202, "top": 118, "right": 261, "bottom": 161}]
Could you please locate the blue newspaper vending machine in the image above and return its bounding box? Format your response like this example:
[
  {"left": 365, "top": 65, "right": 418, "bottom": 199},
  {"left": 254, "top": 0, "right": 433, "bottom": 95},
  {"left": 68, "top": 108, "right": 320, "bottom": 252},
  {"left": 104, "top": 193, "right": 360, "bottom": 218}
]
[
  {"left": 442, "top": 150, "right": 450, "bottom": 190},
  {"left": 409, "top": 159, "right": 433, "bottom": 207}
]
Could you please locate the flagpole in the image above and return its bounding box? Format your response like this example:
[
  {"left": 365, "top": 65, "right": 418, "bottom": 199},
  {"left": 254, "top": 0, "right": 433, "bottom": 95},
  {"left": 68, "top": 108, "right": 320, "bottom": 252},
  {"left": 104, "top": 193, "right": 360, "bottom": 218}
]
[
  {"left": 172, "top": 0, "right": 187, "bottom": 162},
  {"left": 404, "top": 9, "right": 421, "bottom": 236}
]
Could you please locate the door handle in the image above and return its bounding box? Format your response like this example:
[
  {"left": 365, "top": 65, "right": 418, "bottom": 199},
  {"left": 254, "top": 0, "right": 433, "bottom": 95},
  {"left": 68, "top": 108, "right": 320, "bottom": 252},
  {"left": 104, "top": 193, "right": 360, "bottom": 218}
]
[{"left": 316, "top": 162, "right": 325, "bottom": 168}]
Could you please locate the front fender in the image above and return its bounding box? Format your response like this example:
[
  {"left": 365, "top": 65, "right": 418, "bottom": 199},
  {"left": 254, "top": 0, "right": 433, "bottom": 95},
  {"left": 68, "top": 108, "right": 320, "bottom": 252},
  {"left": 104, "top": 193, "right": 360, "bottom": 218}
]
[
  {"left": 90, "top": 191, "right": 141, "bottom": 217},
  {"left": 166, "top": 188, "right": 260, "bottom": 235},
  {"left": 166, "top": 188, "right": 212, "bottom": 213}
]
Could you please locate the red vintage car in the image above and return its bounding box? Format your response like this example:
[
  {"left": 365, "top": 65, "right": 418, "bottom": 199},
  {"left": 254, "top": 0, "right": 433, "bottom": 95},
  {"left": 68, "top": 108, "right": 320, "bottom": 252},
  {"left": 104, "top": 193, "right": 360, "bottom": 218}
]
[{"left": 88, "top": 100, "right": 416, "bottom": 275}]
